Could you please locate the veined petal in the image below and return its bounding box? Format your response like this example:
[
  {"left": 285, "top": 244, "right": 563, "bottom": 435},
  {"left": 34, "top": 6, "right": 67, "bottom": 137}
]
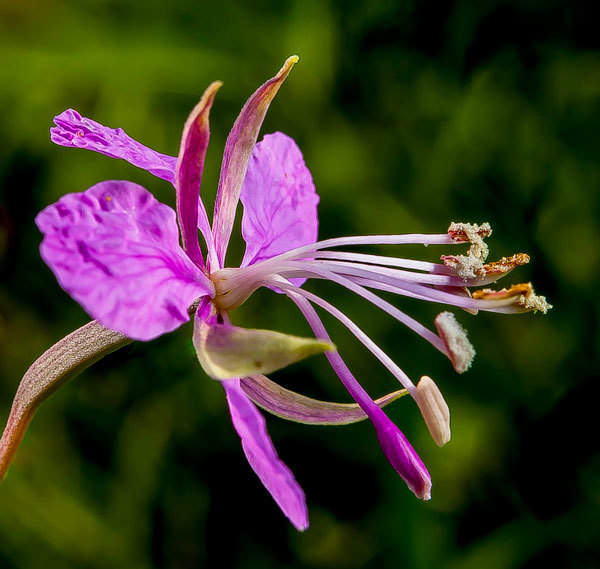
[
  {"left": 51, "top": 109, "right": 177, "bottom": 183},
  {"left": 223, "top": 378, "right": 308, "bottom": 531},
  {"left": 175, "top": 82, "right": 222, "bottom": 268},
  {"left": 212, "top": 56, "right": 299, "bottom": 267},
  {"left": 36, "top": 180, "right": 214, "bottom": 341},
  {"left": 240, "top": 375, "right": 407, "bottom": 425},
  {"left": 240, "top": 132, "right": 319, "bottom": 288},
  {"left": 193, "top": 310, "right": 334, "bottom": 380}
]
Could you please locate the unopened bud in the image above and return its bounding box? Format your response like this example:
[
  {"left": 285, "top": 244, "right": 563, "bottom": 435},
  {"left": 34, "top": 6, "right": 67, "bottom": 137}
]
[
  {"left": 415, "top": 376, "right": 451, "bottom": 447},
  {"left": 194, "top": 321, "right": 335, "bottom": 380}
]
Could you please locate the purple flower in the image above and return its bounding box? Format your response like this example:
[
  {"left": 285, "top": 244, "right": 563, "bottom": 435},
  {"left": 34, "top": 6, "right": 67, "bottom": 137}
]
[{"left": 1, "top": 57, "right": 551, "bottom": 530}]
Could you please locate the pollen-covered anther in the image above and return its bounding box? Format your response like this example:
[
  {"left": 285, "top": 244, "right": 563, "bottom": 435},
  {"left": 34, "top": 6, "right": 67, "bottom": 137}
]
[
  {"left": 448, "top": 221, "right": 492, "bottom": 241},
  {"left": 472, "top": 283, "right": 552, "bottom": 314},
  {"left": 516, "top": 293, "right": 552, "bottom": 314},
  {"left": 441, "top": 254, "right": 485, "bottom": 280},
  {"left": 415, "top": 376, "right": 451, "bottom": 447},
  {"left": 482, "top": 253, "right": 530, "bottom": 275},
  {"left": 442, "top": 252, "right": 531, "bottom": 282},
  {"left": 444, "top": 222, "right": 492, "bottom": 281},
  {"left": 472, "top": 282, "right": 532, "bottom": 301},
  {"left": 434, "top": 311, "right": 475, "bottom": 373}
]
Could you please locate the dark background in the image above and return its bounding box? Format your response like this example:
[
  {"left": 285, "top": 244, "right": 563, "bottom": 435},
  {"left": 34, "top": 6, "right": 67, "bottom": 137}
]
[{"left": 0, "top": 1, "right": 598, "bottom": 568}]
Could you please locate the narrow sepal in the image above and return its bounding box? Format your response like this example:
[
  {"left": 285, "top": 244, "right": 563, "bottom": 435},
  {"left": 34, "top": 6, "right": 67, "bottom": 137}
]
[
  {"left": 212, "top": 56, "right": 298, "bottom": 266},
  {"left": 240, "top": 375, "right": 407, "bottom": 425},
  {"left": 0, "top": 321, "right": 131, "bottom": 481},
  {"left": 193, "top": 311, "right": 334, "bottom": 380},
  {"left": 175, "top": 81, "right": 222, "bottom": 268}
]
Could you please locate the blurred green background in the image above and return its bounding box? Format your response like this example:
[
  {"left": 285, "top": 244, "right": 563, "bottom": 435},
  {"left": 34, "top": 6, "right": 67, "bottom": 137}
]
[{"left": 0, "top": 1, "right": 598, "bottom": 568}]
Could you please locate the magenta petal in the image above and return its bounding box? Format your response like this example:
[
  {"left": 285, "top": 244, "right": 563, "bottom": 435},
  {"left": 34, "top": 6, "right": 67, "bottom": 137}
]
[
  {"left": 51, "top": 109, "right": 177, "bottom": 183},
  {"left": 36, "top": 180, "right": 214, "bottom": 341},
  {"left": 175, "top": 82, "right": 222, "bottom": 269},
  {"left": 241, "top": 132, "right": 319, "bottom": 283},
  {"left": 212, "top": 56, "right": 298, "bottom": 267},
  {"left": 223, "top": 378, "right": 308, "bottom": 531}
]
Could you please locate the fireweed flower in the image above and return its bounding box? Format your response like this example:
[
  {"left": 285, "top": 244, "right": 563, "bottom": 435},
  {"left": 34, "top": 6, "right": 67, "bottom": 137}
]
[{"left": 0, "top": 57, "right": 551, "bottom": 530}]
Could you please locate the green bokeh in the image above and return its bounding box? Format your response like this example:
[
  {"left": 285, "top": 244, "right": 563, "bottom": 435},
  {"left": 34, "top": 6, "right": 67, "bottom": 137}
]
[{"left": 0, "top": 1, "right": 598, "bottom": 568}]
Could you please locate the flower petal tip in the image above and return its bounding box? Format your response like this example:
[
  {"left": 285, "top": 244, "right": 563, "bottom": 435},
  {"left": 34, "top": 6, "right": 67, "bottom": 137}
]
[
  {"left": 285, "top": 54, "right": 300, "bottom": 66},
  {"left": 294, "top": 518, "right": 310, "bottom": 532},
  {"left": 421, "top": 485, "right": 432, "bottom": 501}
]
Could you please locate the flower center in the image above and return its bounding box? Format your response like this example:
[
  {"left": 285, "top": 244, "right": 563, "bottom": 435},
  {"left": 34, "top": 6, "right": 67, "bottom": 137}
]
[{"left": 210, "top": 266, "right": 266, "bottom": 312}]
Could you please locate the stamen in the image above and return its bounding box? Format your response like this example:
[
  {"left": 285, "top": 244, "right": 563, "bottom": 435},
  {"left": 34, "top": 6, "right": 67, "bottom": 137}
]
[
  {"left": 433, "top": 285, "right": 478, "bottom": 315},
  {"left": 472, "top": 282, "right": 531, "bottom": 301},
  {"left": 448, "top": 221, "right": 492, "bottom": 249},
  {"left": 317, "top": 274, "right": 528, "bottom": 312},
  {"left": 284, "top": 287, "right": 432, "bottom": 500},
  {"left": 472, "top": 283, "right": 552, "bottom": 314},
  {"left": 440, "top": 254, "right": 485, "bottom": 280},
  {"left": 443, "top": 222, "right": 492, "bottom": 280},
  {"left": 272, "top": 263, "right": 449, "bottom": 356},
  {"left": 255, "top": 233, "right": 458, "bottom": 270},
  {"left": 482, "top": 253, "right": 530, "bottom": 275},
  {"left": 267, "top": 278, "right": 418, "bottom": 394},
  {"left": 415, "top": 376, "right": 451, "bottom": 447},
  {"left": 313, "top": 251, "right": 446, "bottom": 274},
  {"left": 303, "top": 259, "right": 479, "bottom": 287},
  {"left": 441, "top": 252, "right": 530, "bottom": 281},
  {"left": 516, "top": 292, "right": 552, "bottom": 314},
  {"left": 434, "top": 312, "right": 475, "bottom": 373}
]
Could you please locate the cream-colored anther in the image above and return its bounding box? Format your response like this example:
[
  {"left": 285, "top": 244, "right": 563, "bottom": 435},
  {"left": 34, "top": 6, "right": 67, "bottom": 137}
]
[
  {"left": 435, "top": 311, "right": 475, "bottom": 373},
  {"left": 415, "top": 376, "right": 451, "bottom": 447}
]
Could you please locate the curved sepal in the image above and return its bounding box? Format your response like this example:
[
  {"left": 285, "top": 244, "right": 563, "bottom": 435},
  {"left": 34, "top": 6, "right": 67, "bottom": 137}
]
[
  {"left": 240, "top": 375, "right": 407, "bottom": 425},
  {"left": 0, "top": 321, "right": 131, "bottom": 481},
  {"left": 193, "top": 310, "right": 334, "bottom": 380},
  {"left": 175, "top": 81, "right": 222, "bottom": 268}
]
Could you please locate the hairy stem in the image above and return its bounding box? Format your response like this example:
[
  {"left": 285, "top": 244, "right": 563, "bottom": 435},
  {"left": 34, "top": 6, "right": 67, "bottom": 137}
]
[{"left": 0, "top": 320, "right": 131, "bottom": 481}]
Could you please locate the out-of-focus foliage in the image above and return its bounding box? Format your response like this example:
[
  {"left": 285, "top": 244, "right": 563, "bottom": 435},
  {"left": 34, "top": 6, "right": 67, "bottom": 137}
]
[{"left": 0, "top": 1, "right": 598, "bottom": 568}]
